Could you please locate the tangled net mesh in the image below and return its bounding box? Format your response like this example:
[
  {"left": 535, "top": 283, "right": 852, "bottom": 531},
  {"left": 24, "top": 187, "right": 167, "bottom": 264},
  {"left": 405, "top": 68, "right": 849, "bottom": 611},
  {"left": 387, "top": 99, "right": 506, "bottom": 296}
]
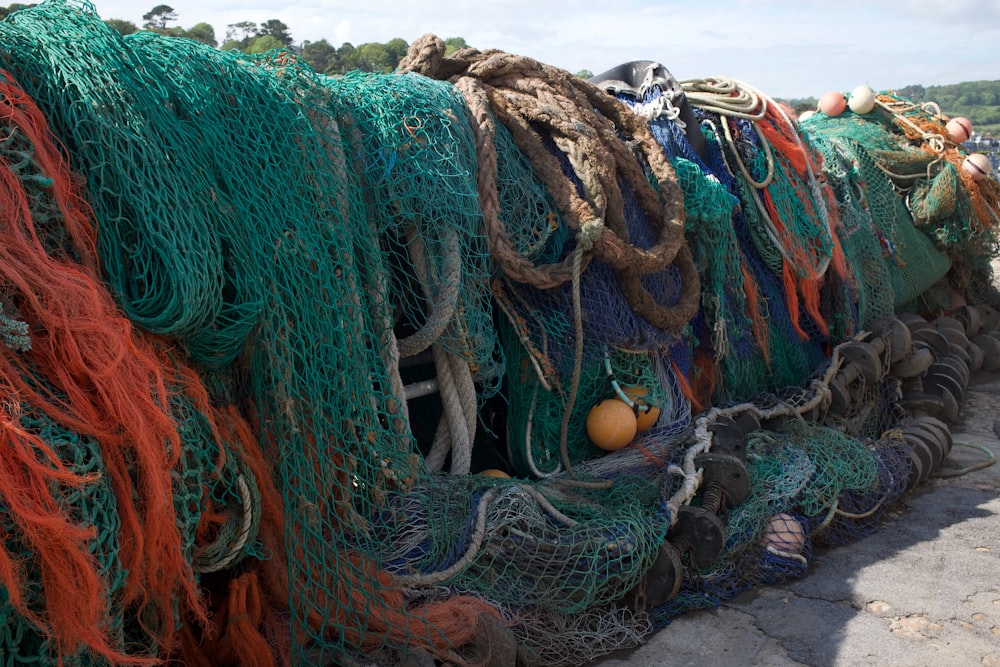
[{"left": 0, "top": 3, "right": 997, "bottom": 666}]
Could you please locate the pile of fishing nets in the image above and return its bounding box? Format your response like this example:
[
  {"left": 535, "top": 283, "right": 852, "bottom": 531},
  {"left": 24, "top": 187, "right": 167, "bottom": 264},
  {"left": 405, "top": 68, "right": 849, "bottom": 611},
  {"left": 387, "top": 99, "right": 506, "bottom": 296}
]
[{"left": 0, "top": 2, "right": 997, "bottom": 666}]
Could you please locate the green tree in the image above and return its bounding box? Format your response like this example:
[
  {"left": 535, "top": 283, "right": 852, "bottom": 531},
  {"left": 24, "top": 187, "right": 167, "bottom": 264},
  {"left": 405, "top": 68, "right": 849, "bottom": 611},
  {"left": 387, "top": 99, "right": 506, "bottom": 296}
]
[
  {"left": 302, "top": 39, "right": 337, "bottom": 74},
  {"left": 105, "top": 18, "right": 139, "bottom": 36},
  {"left": 898, "top": 84, "right": 926, "bottom": 103},
  {"left": 183, "top": 22, "right": 216, "bottom": 47},
  {"left": 258, "top": 19, "right": 292, "bottom": 46},
  {"left": 226, "top": 21, "right": 258, "bottom": 47},
  {"left": 443, "top": 36, "right": 468, "bottom": 56},
  {"left": 384, "top": 37, "right": 409, "bottom": 66},
  {"left": 246, "top": 35, "right": 284, "bottom": 55},
  {"left": 354, "top": 42, "right": 392, "bottom": 72},
  {"left": 334, "top": 42, "right": 356, "bottom": 73},
  {"left": 142, "top": 4, "right": 177, "bottom": 29},
  {"left": 574, "top": 69, "right": 594, "bottom": 80}
]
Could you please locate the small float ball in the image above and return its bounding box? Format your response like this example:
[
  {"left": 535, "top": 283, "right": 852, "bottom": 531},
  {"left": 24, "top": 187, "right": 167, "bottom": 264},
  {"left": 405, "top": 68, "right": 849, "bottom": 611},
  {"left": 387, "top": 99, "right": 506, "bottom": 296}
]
[
  {"left": 798, "top": 109, "right": 816, "bottom": 122},
  {"left": 963, "top": 153, "right": 992, "bottom": 182},
  {"left": 479, "top": 468, "right": 511, "bottom": 478},
  {"left": 817, "top": 90, "right": 847, "bottom": 117},
  {"left": 848, "top": 84, "right": 876, "bottom": 114},
  {"left": 585, "top": 398, "right": 638, "bottom": 451},
  {"left": 621, "top": 386, "right": 661, "bottom": 432},
  {"left": 946, "top": 116, "right": 973, "bottom": 143},
  {"left": 762, "top": 513, "right": 806, "bottom": 554}
]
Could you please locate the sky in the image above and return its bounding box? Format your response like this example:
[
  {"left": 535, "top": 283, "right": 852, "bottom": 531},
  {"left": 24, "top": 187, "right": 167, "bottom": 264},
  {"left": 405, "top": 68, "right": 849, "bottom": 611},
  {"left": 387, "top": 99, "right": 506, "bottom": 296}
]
[{"left": 85, "top": 0, "right": 1000, "bottom": 99}]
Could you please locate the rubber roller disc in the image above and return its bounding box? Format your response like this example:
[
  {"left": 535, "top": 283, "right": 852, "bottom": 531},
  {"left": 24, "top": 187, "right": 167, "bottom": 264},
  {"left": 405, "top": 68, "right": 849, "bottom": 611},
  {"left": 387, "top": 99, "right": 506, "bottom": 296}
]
[
  {"left": 945, "top": 354, "right": 971, "bottom": 386},
  {"left": 925, "top": 365, "right": 966, "bottom": 404},
  {"left": 934, "top": 325, "right": 969, "bottom": 350},
  {"left": 799, "top": 403, "right": 820, "bottom": 422},
  {"left": 902, "top": 422, "right": 947, "bottom": 470},
  {"left": 761, "top": 414, "right": 788, "bottom": 431},
  {"left": 966, "top": 341, "right": 985, "bottom": 374},
  {"left": 900, "top": 391, "right": 946, "bottom": 420},
  {"left": 626, "top": 541, "right": 684, "bottom": 611},
  {"left": 708, "top": 415, "right": 748, "bottom": 461},
  {"left": 899, "top": 425, "right": 938, "bottom": 473},
  {"left": 871, "top": 317, "right": 912, "bottom": 363},
  {"left": 933, "top": 357, "right": 969, "bottom": 395},
  {"left": 908, "top": 435, "right": 936, "bottom": 483},
  {"left": 919, "top": 377, "right": 960, "bottom": 424},
  {"left": 839, "top": 341, "right": 882, "bottom": 384},
  {"left": 916, "top": 414, "right": 953, "bottom": 457},
  {"left": 695, "top": 452, "right": 751, "bottom": 508},
  {"left": 902, "top": 445, "right": 925, "bottom": 491},
  {"left": 975, "top": 303, "right": 1000, "bottom": 333},
  {"left": 943, "top": 345, "right": 971, "bottom": 376},
  {"left": 932, "top": 315, "right": 965, "bottom": 333},
  {"left": 828, "top": 372, "right": 854, "bottom": 415},
  {"left": 910, "top": 328, "right": 952, "bottom": 360},
  {"left": 734, "top": 410, "right": 761, "bottom": 435},
  {"left": 899, "top": 312, "right": 930, "bottom": 330},
  {"left": 922, "top": 372, "right": 965, "bottom": 408},
  {"left": 955, "top": 304, "right": 982, "bottom": 338},
  {"left": 890, "top": 346, "right": 934, "bottom": 378},
  {"left": 669, "top": 505, "right": 727, "bottom": 569},
  {"left": 947, "top": 343, "right": 971, "bottom": 371},
  {"left": 971, "top": 334, "right": 1000, "bottom": 372}
]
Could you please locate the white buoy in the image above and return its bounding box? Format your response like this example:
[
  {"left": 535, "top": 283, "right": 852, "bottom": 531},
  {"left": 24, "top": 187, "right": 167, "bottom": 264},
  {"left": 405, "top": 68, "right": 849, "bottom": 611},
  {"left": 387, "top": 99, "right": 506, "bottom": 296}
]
[{"left": 848, "top": 84, "right": 876, "bottom": 114}]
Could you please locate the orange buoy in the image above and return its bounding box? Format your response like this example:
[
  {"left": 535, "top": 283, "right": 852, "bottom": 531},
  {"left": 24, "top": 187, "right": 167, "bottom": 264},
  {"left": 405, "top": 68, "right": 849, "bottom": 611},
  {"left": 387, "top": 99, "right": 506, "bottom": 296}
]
[
  {"left": 817, "top": 90, "right": 847, "bottom": 117},
  {"left": 621, "top": 386, "right": 661, "bottom": 432},
  {"left": 946, "top": 116, "right": 973, "bottom": 143},
  {"left": 479, "top": 468, "right": 511, "bottom": 478},
  {"left": 963, "top": 153, "right": 991, "bottom": 182},
  {"left": 585, "top": 398, "right": 637, "bottom": 451}
]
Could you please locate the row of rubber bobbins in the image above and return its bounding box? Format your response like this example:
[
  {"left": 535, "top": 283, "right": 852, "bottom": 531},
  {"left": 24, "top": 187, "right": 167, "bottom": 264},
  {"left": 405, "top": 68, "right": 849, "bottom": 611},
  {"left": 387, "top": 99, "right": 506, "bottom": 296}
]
[
  {"left": 893, "top": 303, "right": 1000, "bottom": 488},
  {"left": 826, "top": 304, "right": 1000, "bottom": 490},
  {"left": 625, "top": 303, "right": 1000, "bottom": 612}
]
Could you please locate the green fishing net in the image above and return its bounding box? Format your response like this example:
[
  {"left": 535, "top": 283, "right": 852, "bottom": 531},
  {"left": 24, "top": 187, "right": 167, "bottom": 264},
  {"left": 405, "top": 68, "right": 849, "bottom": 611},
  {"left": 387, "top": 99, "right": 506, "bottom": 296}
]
[{"left": 0, "top": 3, "right": 997, "bottom": 666}]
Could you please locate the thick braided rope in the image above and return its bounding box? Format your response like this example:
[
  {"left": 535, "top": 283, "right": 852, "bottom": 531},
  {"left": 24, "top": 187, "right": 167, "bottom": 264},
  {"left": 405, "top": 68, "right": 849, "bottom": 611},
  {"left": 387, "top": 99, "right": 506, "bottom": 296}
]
[{"left": 400, "top": 35, "right": 700, "bottom": 331}]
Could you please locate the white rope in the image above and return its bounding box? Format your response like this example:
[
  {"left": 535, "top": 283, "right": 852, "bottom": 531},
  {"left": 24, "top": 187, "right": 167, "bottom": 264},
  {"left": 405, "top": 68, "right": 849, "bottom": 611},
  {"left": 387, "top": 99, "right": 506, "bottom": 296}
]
[
  {"left": 388, "top": 488, "right": 498, "bottom": 587},
  {"left": 448, "top": 344, "right": 478, "bottom": 474},
  {"left": 192, "top": 475, "right": 254, "bottom": 574},
  {"left": 524, "top": 385, "right": 562, "bottom": 478},
  {"left": 665, "top": 344, "right": 846, "bottom": 525},
  {"left": 396, "top": 227, "right": 461, "bottom": 358}
]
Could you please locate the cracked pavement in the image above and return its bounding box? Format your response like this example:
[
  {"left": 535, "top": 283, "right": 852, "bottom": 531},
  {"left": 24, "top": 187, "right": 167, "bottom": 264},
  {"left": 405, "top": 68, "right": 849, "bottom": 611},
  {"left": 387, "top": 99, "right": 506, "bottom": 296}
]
[{"left": 590, "top": 370, "right": 1000, "bottom": 667}]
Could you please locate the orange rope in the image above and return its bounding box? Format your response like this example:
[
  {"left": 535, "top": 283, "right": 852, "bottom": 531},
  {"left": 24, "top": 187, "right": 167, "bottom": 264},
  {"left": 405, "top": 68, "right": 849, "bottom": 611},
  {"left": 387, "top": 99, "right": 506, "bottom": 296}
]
[
  {"left": 670, "top": 358, "right": 703, "bottom": 414},
  {"left": 741, "top": 262, "right": 770, "bottom": 362},
  {"left": 0, "top": 72, "right": 215, "bottom": 662}
]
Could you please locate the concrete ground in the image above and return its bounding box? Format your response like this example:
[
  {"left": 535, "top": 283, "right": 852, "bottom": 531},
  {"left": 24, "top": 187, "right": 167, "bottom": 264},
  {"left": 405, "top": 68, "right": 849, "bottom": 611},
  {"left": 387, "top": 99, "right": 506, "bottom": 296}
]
[{"left": 589, "top": 371, "right": 1000, "bottom": 667}]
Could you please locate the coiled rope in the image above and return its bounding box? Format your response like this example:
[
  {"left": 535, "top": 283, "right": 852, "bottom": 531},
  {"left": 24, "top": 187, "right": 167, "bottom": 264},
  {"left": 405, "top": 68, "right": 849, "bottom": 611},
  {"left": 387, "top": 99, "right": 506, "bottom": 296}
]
[{"left": 398, "top": 34, "right": 700, "bottom": 332}]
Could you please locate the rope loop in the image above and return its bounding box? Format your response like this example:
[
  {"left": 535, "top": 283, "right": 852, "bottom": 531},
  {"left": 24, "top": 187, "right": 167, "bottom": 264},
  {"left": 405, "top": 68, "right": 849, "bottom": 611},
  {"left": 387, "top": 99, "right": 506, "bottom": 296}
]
[{"left": 399, "top": 34, "right": 700, "bottom": 332}]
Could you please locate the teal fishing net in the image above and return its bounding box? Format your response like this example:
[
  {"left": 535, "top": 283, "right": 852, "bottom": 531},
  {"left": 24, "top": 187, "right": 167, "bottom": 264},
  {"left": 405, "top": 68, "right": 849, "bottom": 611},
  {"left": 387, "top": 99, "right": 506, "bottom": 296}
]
[{"left": 0, "top": 4, "right": 997, "bottom": 666}]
